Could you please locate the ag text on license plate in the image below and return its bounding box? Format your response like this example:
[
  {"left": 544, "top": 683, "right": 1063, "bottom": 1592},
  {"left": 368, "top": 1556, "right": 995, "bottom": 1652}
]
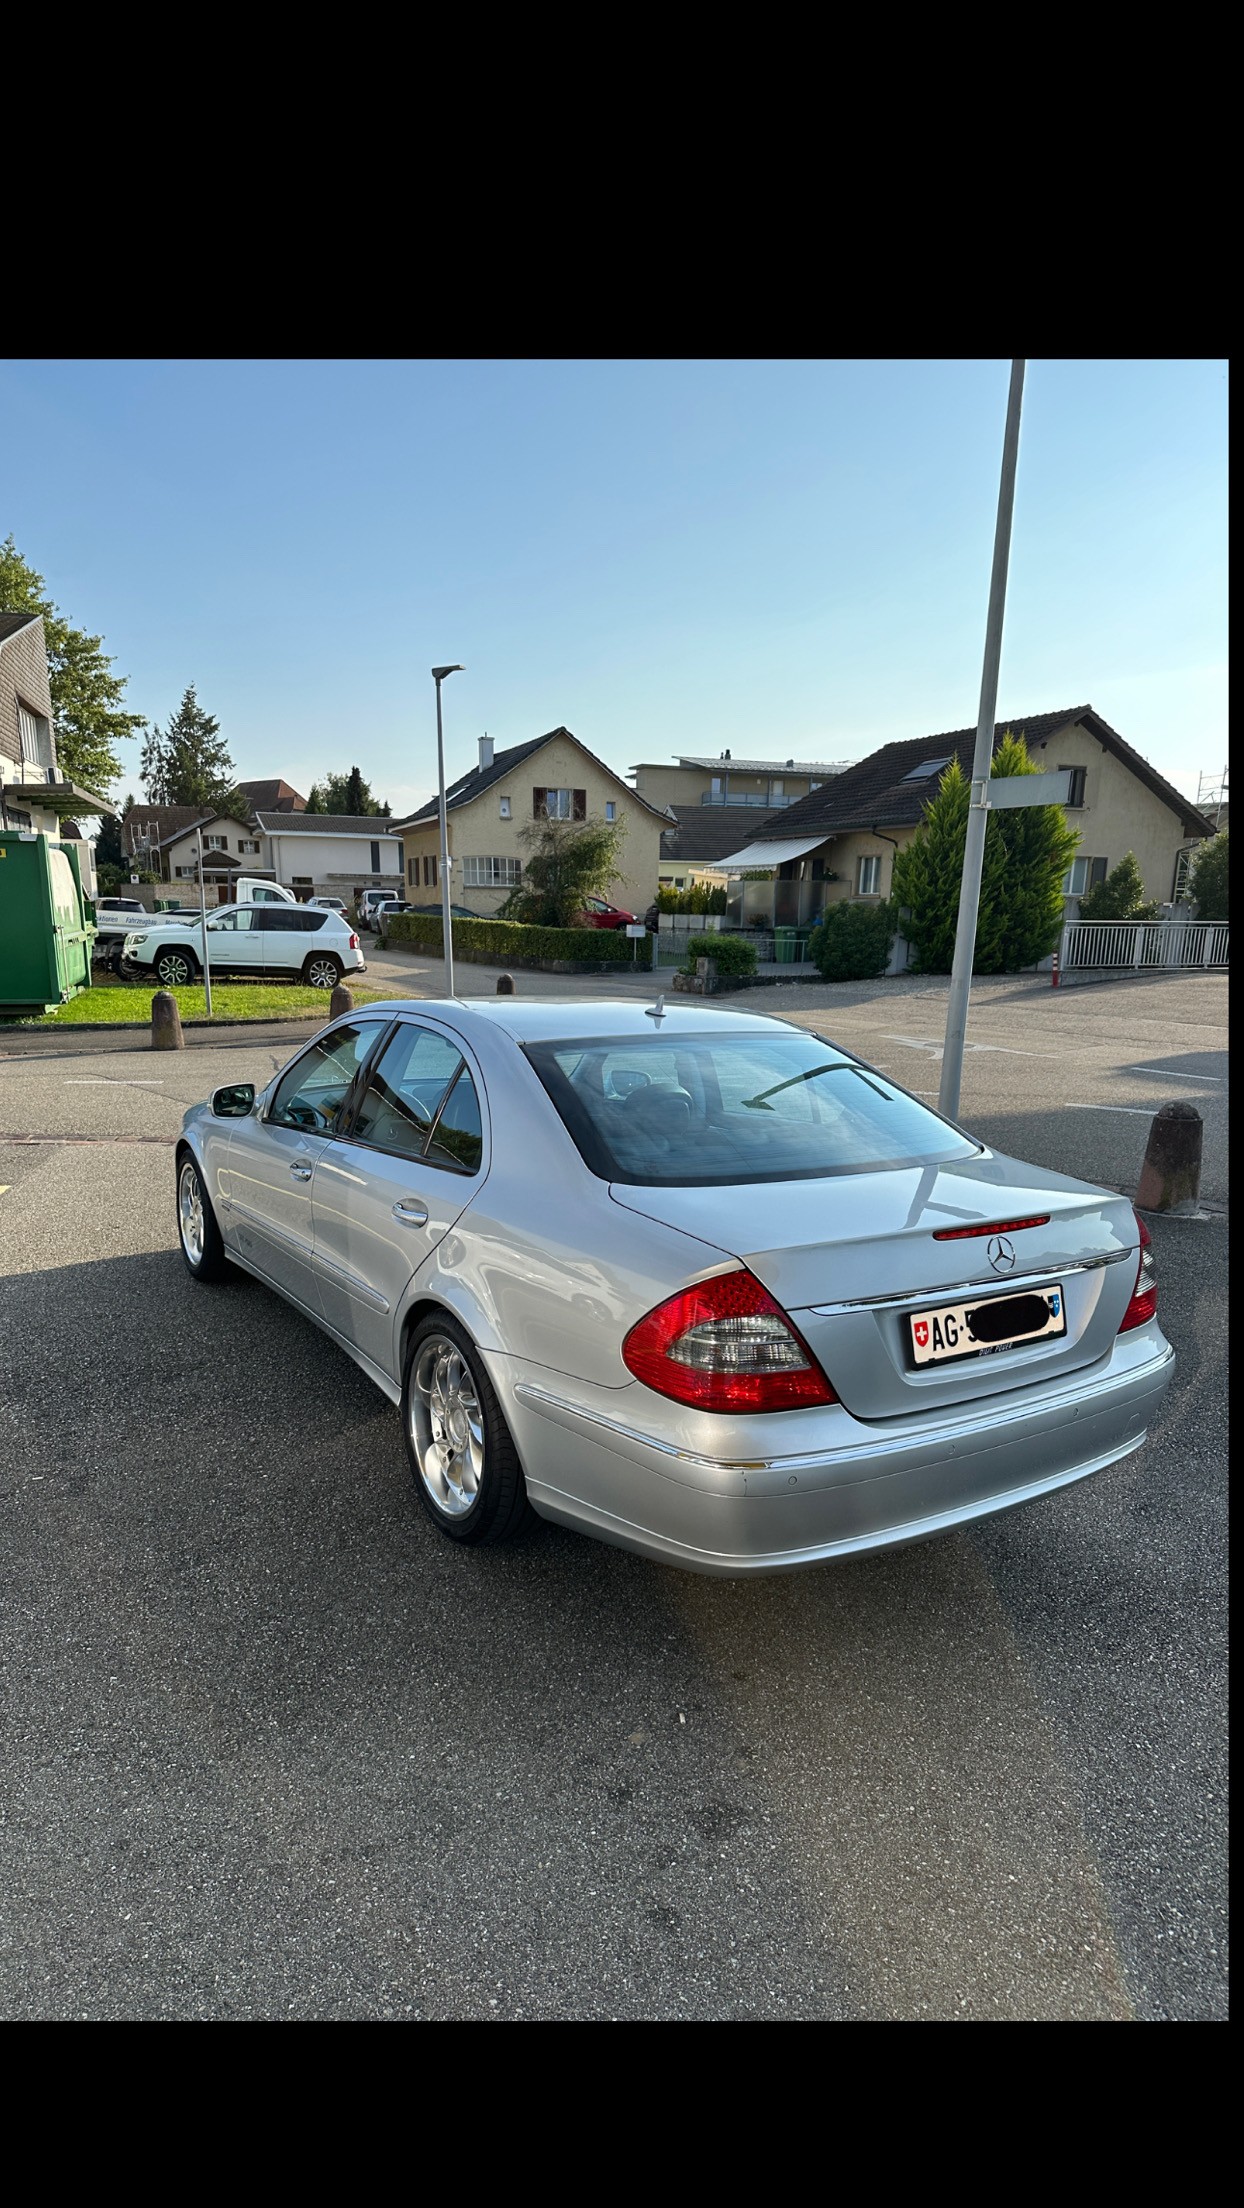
[{"left": 909, "top": 1285, "right": 1066, "bottom": 1367}]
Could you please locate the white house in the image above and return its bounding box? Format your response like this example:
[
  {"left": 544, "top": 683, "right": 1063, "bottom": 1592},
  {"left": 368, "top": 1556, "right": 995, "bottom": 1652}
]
[
  {"left": 255, "top": 812, "right": 403, "bottom": 899},
  {"left": 123, "top": 799, "right": 404, "bottom": 903}
]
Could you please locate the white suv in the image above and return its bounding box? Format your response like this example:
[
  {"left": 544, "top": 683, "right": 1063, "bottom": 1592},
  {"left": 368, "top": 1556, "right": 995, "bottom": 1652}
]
[{"left": 121, "top": 903, "right": 367, "bottom": 990}]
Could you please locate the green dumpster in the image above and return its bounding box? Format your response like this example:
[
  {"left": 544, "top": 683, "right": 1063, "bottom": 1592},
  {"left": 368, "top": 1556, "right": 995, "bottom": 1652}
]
[
  {"left": 0, "top": 830, "right": 96, "bottom": 1014},
  {"left": 773, "top": 926, "right": 798, "bottom": 964}
]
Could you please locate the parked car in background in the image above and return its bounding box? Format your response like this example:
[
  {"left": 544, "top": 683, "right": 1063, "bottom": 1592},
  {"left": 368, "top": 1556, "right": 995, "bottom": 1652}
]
[
  {"left": 576, "top": 895, "right": 636, "bottom": 930},
  {"left": 92, "top": 896, "right": 148, "bottom": 970},
  {"left": 309, "top": 897, "right": 348, "bottom": 915},
  {"left": 121, "top": 903, "right": 366, "bottom": 989},
  {"left": 172, "top": 998, "right": 1173, "bottom": 1575},
  {"left": 410, "top": 904, "right": 482, "bottom": 920},
  {"left": 358, "top": 889, "right": 398, "bottom": 930},
  {"left": 374, "top": 899, "right": 412, "bottom": 941}
]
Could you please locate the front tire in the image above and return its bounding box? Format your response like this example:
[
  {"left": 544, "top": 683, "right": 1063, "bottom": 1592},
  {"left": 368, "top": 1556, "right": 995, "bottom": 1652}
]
[
  {"left": 402, "top": 1314, "right": 531, "bottom": 1546},
  {"left": 176, "top": 1152, "right": 231, "bottom": 1281},
  {"left": 154, "top": 946, "right": 199, "bottom": 988},
  {"left": 303, "top": 951, "right": 343, "bottom": 989}
]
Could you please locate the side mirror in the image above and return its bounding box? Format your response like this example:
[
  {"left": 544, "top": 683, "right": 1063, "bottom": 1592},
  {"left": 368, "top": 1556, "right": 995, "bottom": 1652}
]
[{"left": 211, "top": 1082, "right": 256, "bottom": 1118}]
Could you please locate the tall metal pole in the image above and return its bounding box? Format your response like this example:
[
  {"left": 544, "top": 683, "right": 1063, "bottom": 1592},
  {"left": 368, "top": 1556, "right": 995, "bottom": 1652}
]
[
  {"left": 434, "top": 678, "right": 454, "bottom": 997},
  {"left": 432, "top": 665, "right": 463, "bottom": 998},
  {"left": 195, "top": 824, "right": 213, "bottom": 1016},
  {"left": 938, "top": 358, "right": 1026, "bottom": 1121}
]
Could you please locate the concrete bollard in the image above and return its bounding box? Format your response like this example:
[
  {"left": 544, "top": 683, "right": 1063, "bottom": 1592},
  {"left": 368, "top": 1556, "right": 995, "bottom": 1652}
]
[
  {"left": 150, "top": 990, "right": 184, "bottom": 1051},
  {"left": 329, "top": 983, "right": 354, "bottom": 1021},
  {"left": 496, "top": 974, "right": 516, "bottom": 994},
  {"left": 1136, "top": 1100, "right": 1203, "bottom": 1215}
]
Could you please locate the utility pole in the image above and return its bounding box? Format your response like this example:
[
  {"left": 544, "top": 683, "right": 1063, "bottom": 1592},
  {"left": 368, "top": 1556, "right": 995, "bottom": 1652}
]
[{"left": 938, "top": 359, "right": 1026, "bottom": 1121}]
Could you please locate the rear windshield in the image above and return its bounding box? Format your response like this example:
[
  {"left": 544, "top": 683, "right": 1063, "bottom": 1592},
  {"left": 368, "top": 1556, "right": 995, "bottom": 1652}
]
[{"left": 524, "top": 1032, "right": 977, "bottom": 1186}]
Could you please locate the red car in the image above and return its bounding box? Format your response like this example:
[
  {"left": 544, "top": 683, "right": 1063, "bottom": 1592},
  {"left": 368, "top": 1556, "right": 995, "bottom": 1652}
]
[{"left": 576, "top": 895, "right": 636, "bottom": 930}]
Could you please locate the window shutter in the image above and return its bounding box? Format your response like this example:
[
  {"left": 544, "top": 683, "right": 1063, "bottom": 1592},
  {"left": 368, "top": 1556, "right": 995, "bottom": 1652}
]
[
  {"left": 573, "top": 789, "right": 587, "bottom": 821},
  {"left": 533, "top": 788, "right": 545, "bottom": 819}
]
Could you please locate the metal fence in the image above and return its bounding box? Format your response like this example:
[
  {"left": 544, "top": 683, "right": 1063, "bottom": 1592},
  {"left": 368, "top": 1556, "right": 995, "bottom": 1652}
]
[{"left": 1061, "top": 920, "right": 1229, "bottom": 971}]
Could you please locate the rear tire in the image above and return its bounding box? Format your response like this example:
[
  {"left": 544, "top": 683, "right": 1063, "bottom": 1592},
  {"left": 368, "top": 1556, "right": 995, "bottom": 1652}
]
[
  {"left": 402, "top": 1313, "right": 532, "bottom": 1546},
  {"left": 154, "top": 946, "right": 199, "bottom": 987},
  {"left": 176, "top": 1152, "right": 231, "bottom": 1281},
  {"left": 303, "top": 951, "right": 343, "bottom": 989}
]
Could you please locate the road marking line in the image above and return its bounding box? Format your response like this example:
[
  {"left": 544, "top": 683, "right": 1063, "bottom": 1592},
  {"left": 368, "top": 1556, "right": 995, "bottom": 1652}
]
[
  {"left": 885, "top": 1035, "right": 1057, "bottom": 1059},
  {"left": 1064, "top": 1104, "right": 1156, "bottom": 1115},
  {"left": 1128, "top": 1067, "right": 1221, "bottom": 1083},
  {"left": 64, "top": 1077, "right": 165, "bottom": 1088}
]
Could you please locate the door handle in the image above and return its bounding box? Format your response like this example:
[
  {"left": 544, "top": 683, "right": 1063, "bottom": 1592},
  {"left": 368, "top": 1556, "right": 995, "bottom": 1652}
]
[
  {"left": 392, "top": 1200, "right": 429, "bottom": 1226},
  {"left": 290, "top": 1163, "right": 314, "bottom": 1181}
]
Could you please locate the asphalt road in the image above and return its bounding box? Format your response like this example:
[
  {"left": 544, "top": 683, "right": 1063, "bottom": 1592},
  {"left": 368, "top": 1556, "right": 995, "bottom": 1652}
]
[{"left": 0, "top": 973, "right": 1227, "bottom": 2020}]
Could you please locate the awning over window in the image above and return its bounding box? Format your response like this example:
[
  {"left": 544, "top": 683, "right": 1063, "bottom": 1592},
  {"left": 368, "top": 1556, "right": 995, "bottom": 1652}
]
[{"left": 716, "top": 833, "right": 828, "bottom": 870}]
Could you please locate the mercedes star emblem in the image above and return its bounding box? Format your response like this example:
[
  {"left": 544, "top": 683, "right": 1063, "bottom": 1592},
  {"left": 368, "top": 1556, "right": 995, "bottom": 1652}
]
[{"left": 987, "top": 1235, "right": 1016, "bottom": 1272}]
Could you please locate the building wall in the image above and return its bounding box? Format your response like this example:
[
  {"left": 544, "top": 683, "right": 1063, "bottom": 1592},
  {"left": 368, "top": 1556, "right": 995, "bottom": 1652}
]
[
  {"left": 815, "top": 829, "right": 912, "bottom": 906},
  {"left": 265, "top": 829, "right": 403, "bottom": 894},
  {"left": 1024, "top": 723, "right": 1204, "bottom": 902},
  {"left": 401, "top": 736, "right": 663, "bottom": 918},
  {"left": 160, "top": 821, "right": 269, "bottom": 883},
  {"left": 0, "top": 620, "right": 55, "bottom": 769}
]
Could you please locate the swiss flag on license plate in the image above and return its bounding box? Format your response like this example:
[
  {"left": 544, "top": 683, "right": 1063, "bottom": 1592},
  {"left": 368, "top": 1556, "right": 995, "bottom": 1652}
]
[{"left": 914, "top": 1320, "right": 929, "bottom": 1347}]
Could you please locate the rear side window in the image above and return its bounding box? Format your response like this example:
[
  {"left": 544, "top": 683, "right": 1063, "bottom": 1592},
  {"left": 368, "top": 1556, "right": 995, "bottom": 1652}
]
[
  {"left": 524, "top": 1032, "right": 977, "bottom": 1186},
  {"left": 349, "top": 1025, "right": 483, "bottom": 1173},
  {"left": 267, "top": 1022, "right": 385, "bottom": 1134},
  {"left": 259, "top": 908, "right": 322, "bottom": 932}
]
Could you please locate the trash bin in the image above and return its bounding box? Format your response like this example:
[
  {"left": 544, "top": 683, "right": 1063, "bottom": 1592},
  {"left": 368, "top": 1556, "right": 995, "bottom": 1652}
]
[
  {"left": 774, "top": 926, "right": 798, "bottom": 965},
  {"left": 0, "top": 830, "right": 95, "bottom": 1013}
]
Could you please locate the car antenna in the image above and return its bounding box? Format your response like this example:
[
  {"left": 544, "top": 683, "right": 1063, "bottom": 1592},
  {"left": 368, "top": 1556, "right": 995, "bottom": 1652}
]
[{"left": 644, "top": 993, "right": 666, "bottom": 1023}]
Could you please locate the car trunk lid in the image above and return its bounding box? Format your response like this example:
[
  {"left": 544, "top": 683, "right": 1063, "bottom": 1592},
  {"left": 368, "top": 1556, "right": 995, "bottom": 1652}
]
[{"left": 610, "top": 1156, "right": 1139, "bottom": 1417}]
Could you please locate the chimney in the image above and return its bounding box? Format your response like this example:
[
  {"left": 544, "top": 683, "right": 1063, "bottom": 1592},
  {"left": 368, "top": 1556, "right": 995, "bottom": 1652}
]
[{"left": 479, "top": 734, "right": 495, "bottom": 772}]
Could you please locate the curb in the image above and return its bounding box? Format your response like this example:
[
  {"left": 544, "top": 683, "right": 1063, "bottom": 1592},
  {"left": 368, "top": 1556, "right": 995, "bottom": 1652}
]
[{"left": 1, "top": 1012, "right": 328, "bottom": 1035}]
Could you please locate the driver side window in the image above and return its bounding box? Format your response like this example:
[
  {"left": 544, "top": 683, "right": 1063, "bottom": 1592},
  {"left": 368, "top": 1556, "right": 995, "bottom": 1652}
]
[{"left": 267, "top": 1022, "right": 383, "bottom": 1134}]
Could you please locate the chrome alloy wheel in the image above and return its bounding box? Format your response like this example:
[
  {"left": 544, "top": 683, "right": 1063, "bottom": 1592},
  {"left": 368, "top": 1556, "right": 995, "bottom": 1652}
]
[
  {"left": 306, "top": 956, "right": 341, "bottom": 988},
  {"left": 409, "top": 1336, "right": 485, "bottom": 1516},
  {"left": 178, "top": 1159, "right": 205, "bottom": 1265}
]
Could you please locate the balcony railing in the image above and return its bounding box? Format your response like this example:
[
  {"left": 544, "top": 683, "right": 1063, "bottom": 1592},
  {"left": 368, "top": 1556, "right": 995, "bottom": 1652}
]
[{"left": 699, "top": 790, "right": 795, "bottom": 808}]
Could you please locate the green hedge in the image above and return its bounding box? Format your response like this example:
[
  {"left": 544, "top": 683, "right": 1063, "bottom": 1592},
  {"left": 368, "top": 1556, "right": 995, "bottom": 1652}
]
[
  {"left": 385, "top": 911, "right": 653, "bottom": 970},
  {"left": 656, "top": 883, "right": 729, "bottom": 915},
  {"left": 681, "top": 931, "right": 759, "bottom": 978},
  {"left": 808, "top": 899, "right": 897, "bottom": 981}
]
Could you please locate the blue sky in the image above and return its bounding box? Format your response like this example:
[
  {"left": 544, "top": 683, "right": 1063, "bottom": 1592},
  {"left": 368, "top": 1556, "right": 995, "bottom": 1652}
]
[{"left": 1, "top": 358, "right": 1227, "bottom": 815}]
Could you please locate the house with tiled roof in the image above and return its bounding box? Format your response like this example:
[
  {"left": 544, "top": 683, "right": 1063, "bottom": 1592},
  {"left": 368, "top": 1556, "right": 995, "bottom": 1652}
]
[
  {"left": 629, "top": 744, "right": 850, "bottom": 880},
  {"left": 392, "top": 728, "right": 668, "bottom": 917},
  {"left": 717, "top": 707, "right": 1216, "bottom": 932},
  {"left": 121, "top": 800, "right": 274, "bottom": 899},
  {"left": 122, "top": 796, "right": 401, "bottom": 902}
]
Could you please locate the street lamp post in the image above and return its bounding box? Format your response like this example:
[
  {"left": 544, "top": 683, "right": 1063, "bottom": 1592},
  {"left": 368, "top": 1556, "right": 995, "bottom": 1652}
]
[{"left": 432, "top": 664, "right": 464, "bottom": 996}]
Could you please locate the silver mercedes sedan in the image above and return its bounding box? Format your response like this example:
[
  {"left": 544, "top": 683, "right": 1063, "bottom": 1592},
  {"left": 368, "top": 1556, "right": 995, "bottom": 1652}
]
[{"left": 174, "top": 998, "right": 1173, "bottom": 1576}]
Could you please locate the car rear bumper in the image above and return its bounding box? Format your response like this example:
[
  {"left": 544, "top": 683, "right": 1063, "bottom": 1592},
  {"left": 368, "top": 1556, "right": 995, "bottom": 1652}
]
[{"left": 492, "top": 1328, "right": 1175, "bottom": 1576}]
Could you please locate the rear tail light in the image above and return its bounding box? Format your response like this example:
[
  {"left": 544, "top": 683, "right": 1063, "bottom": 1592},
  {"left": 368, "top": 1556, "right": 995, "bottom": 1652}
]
[
  {"left": 349, "top": 932, "right": 359, "bottom": 949},
  {"left": 623, "top": 1268, "right": 837, "bottom": 1413},
  {"left": 1118, "top": 1211, "right": 1158, "bottom": 1332}
]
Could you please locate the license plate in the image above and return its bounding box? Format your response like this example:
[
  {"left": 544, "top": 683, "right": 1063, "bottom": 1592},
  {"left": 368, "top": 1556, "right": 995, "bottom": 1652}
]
[{"left": 908, "top": 1284, "right": 1066, "bottom": 1367}]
